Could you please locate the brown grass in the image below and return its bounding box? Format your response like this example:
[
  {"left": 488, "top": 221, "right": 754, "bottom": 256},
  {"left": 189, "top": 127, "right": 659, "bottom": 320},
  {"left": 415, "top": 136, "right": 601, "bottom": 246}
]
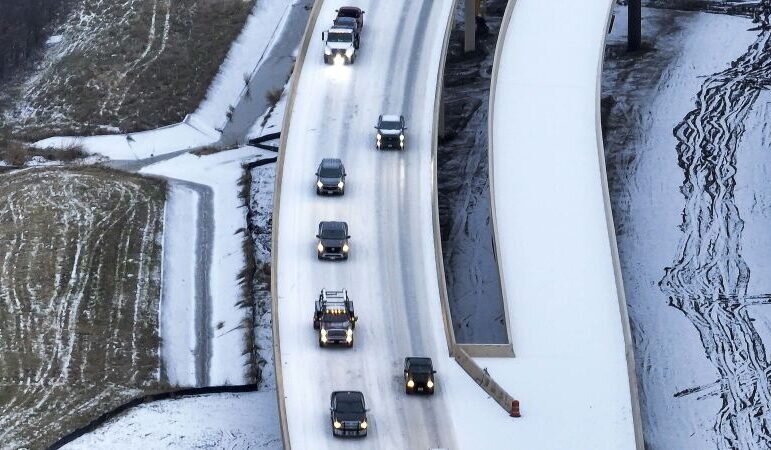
[{"left": 0, "top": 167, "right": 166, "bottom": 447}]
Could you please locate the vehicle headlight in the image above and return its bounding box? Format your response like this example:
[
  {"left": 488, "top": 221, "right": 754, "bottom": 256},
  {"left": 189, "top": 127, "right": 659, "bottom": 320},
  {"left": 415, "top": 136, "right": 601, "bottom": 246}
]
[
  {"left": 333, "top": 54, "right": 344, "bottom": 65},
  {"left": 407, "top": 379, "right": 415, "bottom": 388},
  {"left": 324, "top": 48, "right": 332, "bottom": 55},
  {"left": 376, "top": 133, "right": 381, "bottom": 141},
  {"left": 342, "top": 243, "right": 349, "bottom": 252},
  {"left": 334, "top": 420, "right": 341, "bottom": 429},
  {"left": 320, "top": 328, "right": 327, "bottom": 336},
  {"left": 400, "top": 134, "right": 405, "bottom": 141},
  {"left": 337, "top": 181, "right": 344, "bottom": 189},
  {"left": 317, "top": 242, "right": 324, "bottom": 252},
  {"left": 360, "top": 420, "right": 368, "bottom": 430},
  {"left": 345, "top": 47, "right": 354, "bottom": 57},
  {"left": 427, "top": 379, "right": 434, "bottom": 388},
  {"left": 317, "top": 181, "right": 323, "bottom": 188}
]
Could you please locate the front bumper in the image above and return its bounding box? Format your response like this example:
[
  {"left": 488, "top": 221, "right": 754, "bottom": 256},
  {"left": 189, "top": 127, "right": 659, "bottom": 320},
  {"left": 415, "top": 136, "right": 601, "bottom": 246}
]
[
  {"left": 377, "top": 138, "right": 404, "bottom": 150},
  {"left": 317, "top": 185, "right": 343, "bottom": 195},
  {"left": 332, "top": 426, "right": 367, "bottom": 437},
  {"left": 406, "top": 383, "right": 435, "bottom": 394},
  {"left": 324, "top": 52, "right": 353, "bottom": 65},
  {"left": 318, "top": 250, "right": 348, "bottom": 260}
]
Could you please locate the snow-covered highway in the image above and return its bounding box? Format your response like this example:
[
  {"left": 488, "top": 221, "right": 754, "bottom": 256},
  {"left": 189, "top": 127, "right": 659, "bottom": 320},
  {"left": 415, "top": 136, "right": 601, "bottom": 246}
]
[{"left": 274, "top": 0, "right": 459, "bottom": 448}]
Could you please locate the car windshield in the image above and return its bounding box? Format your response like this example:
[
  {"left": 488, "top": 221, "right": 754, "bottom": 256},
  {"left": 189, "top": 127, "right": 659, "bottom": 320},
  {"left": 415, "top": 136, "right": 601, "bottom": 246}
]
[
  {"left": 322, "top": 316, "right": 350, "bottom": 327},
  {"left": 328, "top": 32, "right": 352, "bottom": 43},
  {"left": 336, "top": 397, "right": 364, "bottom": 413},
  {"left": 380, "top": 120, "right": 401, "bottom": 130},
  {"left": 321, "top": 226, "right": 346, "bottom": 239},
  {"left": 318, "top": 167, "right": 341, "bottom": 178},
  {"left": 409, "top": 358, "right": 433, "bottom": 372},
  {"left": 335, "top": 18, "right": 355, "bottom": 26}
]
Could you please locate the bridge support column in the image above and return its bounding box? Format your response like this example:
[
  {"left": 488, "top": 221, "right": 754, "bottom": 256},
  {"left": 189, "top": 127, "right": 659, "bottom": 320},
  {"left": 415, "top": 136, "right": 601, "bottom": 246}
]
[
  {"left": 464, "top": 0, "right": 476, "bottom": 52},
  {"left": 628, "top": 0, "right": 641, "bottom": 51}
]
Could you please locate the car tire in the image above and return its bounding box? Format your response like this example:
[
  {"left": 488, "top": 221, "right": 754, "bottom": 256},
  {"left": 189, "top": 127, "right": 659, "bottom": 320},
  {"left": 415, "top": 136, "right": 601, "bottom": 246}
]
[
  {"left": 324, "top": 55, "right": 329, "bottom": 64},
  {"left": 319, "top": 339, "right": 325, "bottom": 348},
  {"left": 317, "top": 253, "right": 323, "bottom": 260}
]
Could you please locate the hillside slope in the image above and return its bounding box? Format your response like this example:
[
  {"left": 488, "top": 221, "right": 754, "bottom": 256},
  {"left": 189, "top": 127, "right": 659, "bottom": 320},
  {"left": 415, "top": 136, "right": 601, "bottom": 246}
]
[{"left": 0, "top": 0, "right": 255, "bottom": 141}]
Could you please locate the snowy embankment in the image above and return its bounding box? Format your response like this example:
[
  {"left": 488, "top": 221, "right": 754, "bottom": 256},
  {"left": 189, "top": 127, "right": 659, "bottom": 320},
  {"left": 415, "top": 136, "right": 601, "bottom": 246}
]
[
  {"left": 142, "top": 147, "right": 272, "bottom": 386},
  {"left": 603, "top": 5, "right": 767, "bottom": 449},
  {"left": 63, "top": 391, "right": 281, "bottom": 449},
  {"left": 34, "top": 0, "right": 296, "bottom": 159},
  {"left": 480, "top": 0, "right": 640, "bottom": 448}
]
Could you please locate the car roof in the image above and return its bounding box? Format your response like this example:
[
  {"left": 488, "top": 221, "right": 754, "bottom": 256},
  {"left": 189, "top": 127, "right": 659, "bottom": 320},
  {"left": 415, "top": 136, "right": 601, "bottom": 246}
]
[
  {"left": 381, "top": 114, "right": 402, "bottom": 122},
  {"left": 338, "top": 6, "right": 362, "bottom": 13}
]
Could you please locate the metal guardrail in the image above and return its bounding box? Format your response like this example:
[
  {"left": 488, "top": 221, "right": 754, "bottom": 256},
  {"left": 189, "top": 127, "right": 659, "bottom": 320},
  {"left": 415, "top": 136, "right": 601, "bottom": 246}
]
[{"left": 269, "top": 0, "right": 325, "bottom": 448}]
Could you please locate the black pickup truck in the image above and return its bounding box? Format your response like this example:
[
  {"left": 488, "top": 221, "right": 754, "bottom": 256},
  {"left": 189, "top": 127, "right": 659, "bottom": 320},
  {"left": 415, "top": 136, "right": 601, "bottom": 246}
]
[{"left": 314, "top": 289, "right": 356, "bottom": 348}]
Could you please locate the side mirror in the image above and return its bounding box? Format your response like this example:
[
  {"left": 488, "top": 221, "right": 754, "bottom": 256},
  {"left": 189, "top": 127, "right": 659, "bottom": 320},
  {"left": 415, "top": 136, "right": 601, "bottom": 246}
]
[
  {"left": 316, "top": 234, "right": 320, "bottom": 238},
  {"left": 321, "top": 31, "right": 326, "bottom": 41},
  {"left": 432, "top": 370, "right": 437, "bottom": 374},
  {"left": 346, "top": 235, "right": 351, "bottom": 239},
  {"left": 315, "top": 172, "right": 319, "bottom": 176}
]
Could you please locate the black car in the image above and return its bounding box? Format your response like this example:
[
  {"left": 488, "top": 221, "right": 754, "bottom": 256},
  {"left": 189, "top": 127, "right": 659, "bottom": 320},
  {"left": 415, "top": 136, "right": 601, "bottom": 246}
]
[
  {"left": 317, "top": 221, "right": 350, "bottom": 260},
  {"left": 336, "top": 6, "right": 364, "bottom": 30},
  {"left": 316, "top": 158, "right": 346, "bottom": 195},
  {"left": 330, "top": 391, "right": 368, "bottom": 437},
  {"left": 375, "top": 114, "right": 406, "bottom": 150},
  {"left": 404, "top": 357, "right": 436, "bottom": 395}
]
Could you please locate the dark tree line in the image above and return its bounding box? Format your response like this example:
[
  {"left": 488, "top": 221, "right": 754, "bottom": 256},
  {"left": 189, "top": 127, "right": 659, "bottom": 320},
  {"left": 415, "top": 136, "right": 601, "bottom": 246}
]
[{"left": 0, "top": 0, "right": 71, "bottom": 80}]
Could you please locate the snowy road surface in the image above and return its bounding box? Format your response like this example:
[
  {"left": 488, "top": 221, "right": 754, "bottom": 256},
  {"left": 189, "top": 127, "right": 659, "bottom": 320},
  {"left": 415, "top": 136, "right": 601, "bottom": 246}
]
[
  {"left": 484, "top": 0, "right": 639, "bottom": 448},
  {"left": 275, "top": 0, "right": 461, "bottom": 448}
]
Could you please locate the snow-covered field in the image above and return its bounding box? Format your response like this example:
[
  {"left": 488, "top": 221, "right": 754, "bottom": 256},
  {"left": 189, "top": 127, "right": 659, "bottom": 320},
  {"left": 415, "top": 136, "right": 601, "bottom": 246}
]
[
  {"left": 0, "top": 167, "right": 165, "bottom": 448},
  {"left": 484, "top": 0, "right": 639, "bottom": 447},
  {"left": 64, "top": 391, "right": 281, "bottom": 449},
  {"left": 32, "top": 0, "right": 297, "bottom": 159},
  {"left": 603, "top": 4, "right": 771, "bottom": 448},
  {"left": 2, "top": 0, "right": 258, "bottom": 139}
]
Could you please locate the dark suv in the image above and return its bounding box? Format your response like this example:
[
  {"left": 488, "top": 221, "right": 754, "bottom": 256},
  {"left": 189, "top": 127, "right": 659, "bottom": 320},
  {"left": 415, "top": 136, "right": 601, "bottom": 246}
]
[
  {"left": 375, "top": 114, "right": 406, "bottom": 150},
  {"left": 316, "top": 158, "right": 346, "bottom": 195},
  {"left": 404, "top": 357, "right": 436, "bottom": 395},
  {"left": 336, "top": 6, "right": 364, "bottom": 30},
  {"left": 330, "top": 391, "right": 368, "bottom": 437},
  {"left": 316, "top": 221, "right": 350, "bottom": 260}
]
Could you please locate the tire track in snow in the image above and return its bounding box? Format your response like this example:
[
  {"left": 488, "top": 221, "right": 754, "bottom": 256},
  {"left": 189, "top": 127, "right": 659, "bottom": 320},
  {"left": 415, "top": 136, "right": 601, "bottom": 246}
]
[{"left": 660, "top": 5, "right": 771, "bottom": 448}]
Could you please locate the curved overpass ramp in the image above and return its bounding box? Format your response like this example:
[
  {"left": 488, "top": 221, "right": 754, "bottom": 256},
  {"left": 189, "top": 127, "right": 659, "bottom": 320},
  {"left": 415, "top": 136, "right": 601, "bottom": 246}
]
[
  {"left": 482, "top": 0, "right": 643, "bottom": 448},
  {"left": 273, "top": 1, "right": 460, "bottom": 448}
]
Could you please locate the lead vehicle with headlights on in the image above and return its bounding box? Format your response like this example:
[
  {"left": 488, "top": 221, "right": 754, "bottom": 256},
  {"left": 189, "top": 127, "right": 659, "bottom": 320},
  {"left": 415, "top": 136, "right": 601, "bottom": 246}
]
[
  {"left": 316, "top": 221, "right": 350, "bottom": 260},
  {"left": 314, "top": 289, "right": 356, "bottom": 347},
  {"left": 316, "top": 158, "right": 346, "bottom": 195},
  {"left": 330, "top": 391, "right": 368, "bottom": 437},
  {"left": 322, "top": 27, "right": 357, "bottom": 65},
  {"left": 404, "top": 357, "right": 436, "bottom": 395},
  {"left": 375, "top": 114, "right": 406, "bottom": 150}
]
